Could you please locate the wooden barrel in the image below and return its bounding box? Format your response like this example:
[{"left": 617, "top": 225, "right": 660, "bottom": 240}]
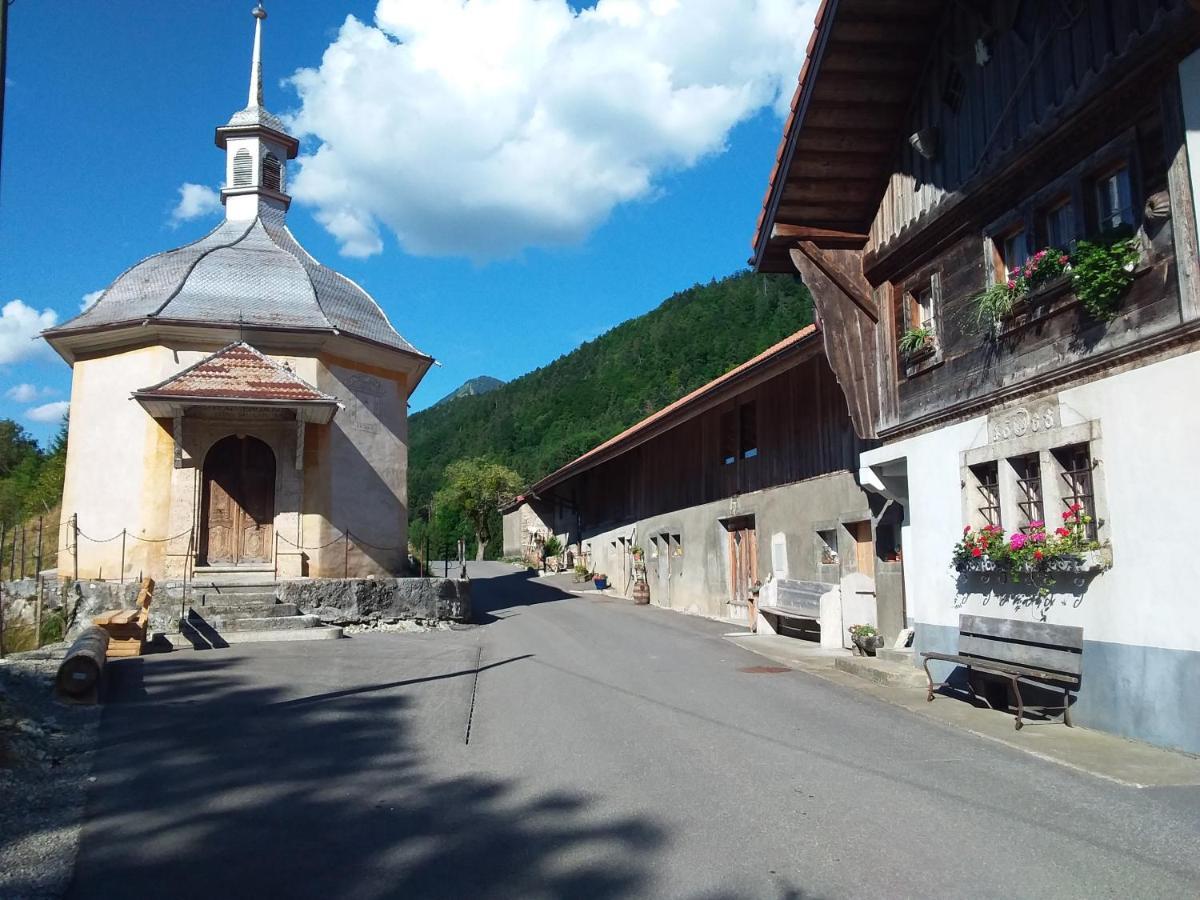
[
  {"left": 55, "top": 626, "right": 110, "bottom": 698},
  {"left": 631, "top": 580, "right": 651, "bottom": 605}
]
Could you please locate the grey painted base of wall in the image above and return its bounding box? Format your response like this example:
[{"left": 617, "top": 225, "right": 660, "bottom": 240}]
[
  {"left": 914, "top": 622, "right": 1200, "bottom": 755},
  {"left": 278, "top": 578, "right": 471, "bottom": 625}
]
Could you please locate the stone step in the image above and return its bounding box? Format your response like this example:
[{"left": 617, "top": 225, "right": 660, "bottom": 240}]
[
  {"left": 193, "top": 603, "right": 300, "bottom": 619},
  {"left": 191, "top": 592, "right": 280, "bottom": 609},
  {"left": 834, "top": 654, "right": 929, "bottom": 689},
  {"left": 190, "top": 581, "right": 279, "bottom": 596},
  {"left": 167, "top": 625, "right": 343, "bottom": 649},
  {"left": 876, "top": 647, "right": 915, "bottom": 664},
  {"left": 221, "top": 614, "right": 323, "bottom": 632}
]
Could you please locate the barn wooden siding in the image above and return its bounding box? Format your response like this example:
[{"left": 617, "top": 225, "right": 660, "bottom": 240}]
[
  {"left": 869, "top": 0, "right": 1187, "bottom": 254},
  {"left": 567, "top": 355, "right": 865, "bottom": 531}
]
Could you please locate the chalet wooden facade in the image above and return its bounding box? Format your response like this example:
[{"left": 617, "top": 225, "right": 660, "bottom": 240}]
[
  {"left": 502, "top": 327, "right": 906, "bottom": 645},
  {"left": 754, "top": 0, "right": 1200, "bottom": 753}
]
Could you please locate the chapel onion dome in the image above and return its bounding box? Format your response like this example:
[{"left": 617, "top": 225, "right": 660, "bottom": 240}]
[{"left": 42, "top": 3, "right": 431, "bottom": 371}]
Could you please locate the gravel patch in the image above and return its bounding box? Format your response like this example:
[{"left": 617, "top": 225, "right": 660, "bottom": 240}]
[
  {"left": 0, "top": 647, "right": 101, "bottom": 899},
  {"left": 341, "top": 619, "right": 458, "bottom": 636}
]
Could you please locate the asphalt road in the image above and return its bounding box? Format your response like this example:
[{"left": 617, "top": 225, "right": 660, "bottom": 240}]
[{"left": 68, "top": 562, "right": 1200, "bottom": 899}]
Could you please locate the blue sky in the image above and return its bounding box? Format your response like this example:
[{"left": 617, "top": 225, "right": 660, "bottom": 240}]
[{"left": 0, "top": 1, "right": 810, "bottom": 444}]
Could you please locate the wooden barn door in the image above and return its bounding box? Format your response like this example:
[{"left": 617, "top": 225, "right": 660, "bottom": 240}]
[
  {"left": 724, "top": 516, "right": 758, "bottom": 622},
  {"left": 201, "top": 436, "right": 275, "bottom": 566}
]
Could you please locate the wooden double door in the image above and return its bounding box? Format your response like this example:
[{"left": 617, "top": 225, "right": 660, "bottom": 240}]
[{"left": 201, "top": 435, "right": 276, "bottom": 566}]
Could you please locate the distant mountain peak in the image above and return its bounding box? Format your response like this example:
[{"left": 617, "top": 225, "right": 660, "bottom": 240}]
[{"left": 435, "top": 376, "right": 505, "bottom": 407}]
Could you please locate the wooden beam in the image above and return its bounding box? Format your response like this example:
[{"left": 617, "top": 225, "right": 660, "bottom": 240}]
[
  {"left": 793, "top": 242, "right": 878, "bottom": 322},
  {"left": 788, "top": 246, "right": 880, "bottom": 440},
  {"left": 770, "top": 224, "right": 869, "bottom": 247}
]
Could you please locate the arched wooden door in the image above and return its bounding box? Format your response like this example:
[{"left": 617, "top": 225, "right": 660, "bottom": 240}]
[{"left": 201, "top": 435, "right": 275, "bottom": 566}]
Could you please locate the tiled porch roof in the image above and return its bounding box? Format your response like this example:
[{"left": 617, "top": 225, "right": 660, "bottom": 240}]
[{"left": 134, "top": 341, "right": 335, "bottom": 403}]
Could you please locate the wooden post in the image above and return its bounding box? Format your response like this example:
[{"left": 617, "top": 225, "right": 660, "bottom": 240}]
[
  {"left": 72, "top": 514, "right": 79, "bottom": 583},
  {"left": 0, "top": 580, "right": 5, "bottom": 658},
  {"left": 34, "top": 586, "right": 42, "bottom": 650},
  {"left": 120, "top": 530, "right": 127, "bottom": 585},
  {"left": 35, "top": 515, "right": 43, "bottom": 587},
  {"left": 18, "top": 523, "right": 25, "bottom": 580},
  {"left": 8, "top": 525, "right": 15, "bottom": 580}
]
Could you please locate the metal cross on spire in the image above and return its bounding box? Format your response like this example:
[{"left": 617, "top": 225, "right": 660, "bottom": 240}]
[{"left": 248, "top": 3, "right": 267, "bottom": 109}]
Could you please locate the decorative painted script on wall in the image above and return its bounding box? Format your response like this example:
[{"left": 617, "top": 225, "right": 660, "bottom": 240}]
[
  {"left": 988, "top": 402, "right": 1059, "bottom": 443},
  {"left": 348, "top": 374, "right": 383, "bottom": 434}
]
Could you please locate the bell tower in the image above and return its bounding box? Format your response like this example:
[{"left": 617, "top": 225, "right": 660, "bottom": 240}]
[{"left": 214, "top": 3, "right": 299, "bottom": 222}]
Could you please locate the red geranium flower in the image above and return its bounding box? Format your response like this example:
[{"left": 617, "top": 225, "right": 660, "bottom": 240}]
[
  {"left": 1055, "top": 527, "right": 1071, "bottom": 537},
  {"left": 1034, "top": 550, "right": 1044, "bottom": 561}
]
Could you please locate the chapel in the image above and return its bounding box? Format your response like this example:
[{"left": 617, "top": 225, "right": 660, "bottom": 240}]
[{"left": 41, "top": 5, "right": 432, "bottom": 581}]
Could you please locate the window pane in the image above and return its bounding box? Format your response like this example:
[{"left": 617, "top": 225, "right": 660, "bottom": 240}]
[
  {"left": 720, "top": 410, "right": 737, "bottom": 465},
  {"left": 1055, "top": 444, "right": 1098, "bottom": 541},
  {"left": 1012, "top": 454, "right": 1044, "bottom": 531},
  {"left": 970, "top": 462, "right": 1002, "bottom": 527},
  {"left": 1043, "top": 201, "right": 1074, "bottom": 248},
  {"left": 1097, "top": 167, "right": 1134, "bottom": 231},
  {"left": 999, "top": 228, "right": 1029, "bottom": 280},
  {"left": 740, "top": 403, "right": 758, "bottom": 460}
]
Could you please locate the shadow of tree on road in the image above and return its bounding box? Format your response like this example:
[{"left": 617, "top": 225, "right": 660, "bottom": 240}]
[{"left": 56, "top": 648, "right": 666, "bottom": 900}]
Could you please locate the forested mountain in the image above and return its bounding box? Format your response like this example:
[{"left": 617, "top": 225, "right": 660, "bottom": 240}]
[
  {"left": 408, "top": 270, "right": 814, "bottom": 553},
  {"left": 433, "top": 376, "right": 505, "bottom": 407}
]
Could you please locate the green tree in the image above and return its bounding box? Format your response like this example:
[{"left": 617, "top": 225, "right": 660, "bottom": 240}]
[
  {"left": 435, "top": 458, "right": 524, "bottom": 560},
  {"left": 0, "top": 419, "right": 39, "bottom": 478}
]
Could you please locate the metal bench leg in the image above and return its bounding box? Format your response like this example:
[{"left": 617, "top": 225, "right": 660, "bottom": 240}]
[
  {"left": 923, "top": 657, "right": 936, "bottom": 702},
  {"left": 1063, "top": 686, "right": 1073, "bottom": 727},
  {"left": 1011, "top": 675, "right": 1024, "bottom": 730}
]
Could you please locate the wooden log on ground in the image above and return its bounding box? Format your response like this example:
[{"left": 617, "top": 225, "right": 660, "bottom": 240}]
[{"left": 56, "top": 626, "right": 110, "bottom": 699}]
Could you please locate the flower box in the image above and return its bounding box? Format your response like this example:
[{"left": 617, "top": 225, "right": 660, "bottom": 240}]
[{"left": 954, "top": 547, "right": 1110, "bottom": 577}]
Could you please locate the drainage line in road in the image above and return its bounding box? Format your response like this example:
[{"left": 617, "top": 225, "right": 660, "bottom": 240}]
[{"left": 464, "top": 645, "right": 483, "bottom": 745}]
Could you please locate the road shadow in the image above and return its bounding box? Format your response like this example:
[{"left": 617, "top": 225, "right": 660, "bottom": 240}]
[
  {"left": 57, "top": 648, "right": 666, "bottom": 900},
  {"left": 469, "top": 568, "right": 580, "bottom": 625}
]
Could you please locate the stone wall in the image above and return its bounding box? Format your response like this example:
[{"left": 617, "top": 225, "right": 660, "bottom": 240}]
[
  {"left": 277, "top": 578, "right": 471, "bottom": 625},
  {"left": 10, "top": 576, "right": 471, "bottom": 642}
]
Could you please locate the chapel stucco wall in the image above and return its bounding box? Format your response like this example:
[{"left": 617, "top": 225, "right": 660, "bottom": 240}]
[
  {"left": 308, "top": 357, "right": 409, "bottom": 577},
  {"left": 60, "top": 346, "right": 175, "bottom": 580}
]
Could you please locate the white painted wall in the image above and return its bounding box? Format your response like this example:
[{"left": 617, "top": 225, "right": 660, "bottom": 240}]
[{"left": 861, "top": 350, "right": 1200, "bottom": 654}]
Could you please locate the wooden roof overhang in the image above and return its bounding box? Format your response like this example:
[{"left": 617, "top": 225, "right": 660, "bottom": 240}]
[
  {"left": 752, "top": 0, "right": 947, "bottom": 272},
  {"left": 526, "top": 326, "right": 822, "bottom": 499}
]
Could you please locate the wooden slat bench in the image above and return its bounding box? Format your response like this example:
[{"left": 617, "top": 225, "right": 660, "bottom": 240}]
[
  {"left": 921, "top": 614, "right": 1083, "bottom": 730},
  {"left": 93, "top": 578, "right": 155, "bottom": 658}
]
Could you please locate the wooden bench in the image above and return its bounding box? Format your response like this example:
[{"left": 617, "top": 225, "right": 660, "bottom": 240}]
[
  {"left": 93, "top": 578, "right": 155, "bottom": 658},
  {"left": 921, "top": 614, "right": 1083, "bottom": 730}
]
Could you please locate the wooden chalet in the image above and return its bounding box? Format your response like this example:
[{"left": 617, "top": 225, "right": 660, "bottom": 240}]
[{"left": 754, "top": 0, "right": 1200, "bottom": 754}]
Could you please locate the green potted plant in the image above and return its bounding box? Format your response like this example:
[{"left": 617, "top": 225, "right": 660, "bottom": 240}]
[
  {"left": 542, "top": 535, "right": 564, "bottom": 572},
  {"left": 898, "top": 325, "right": 934, "bottom": 359},
  {"left": 848, "top": 624, "right": 883, "bottom": 656},
  {"left": 573, "top": 561, "right": 592, "bottom": 583}
]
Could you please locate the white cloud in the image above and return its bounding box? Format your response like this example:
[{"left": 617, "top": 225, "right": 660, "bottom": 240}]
[
  {"left": 0, "top": 300, "right": 57, "bottom": 365},
  {"left": 288, "top": 0, "right": 817, "bottom": 259},
  {"left": 170, "top": 183, "right": 223, "bottom": 224},
  {"left": 80, "top": 289, "right": 104, "bottom": 312},
  {"left": 25, "top": 401, "right": 69, "bottom": 424},
  {"left": 6, "top": 384, "right": 56, "bottom": 404}
]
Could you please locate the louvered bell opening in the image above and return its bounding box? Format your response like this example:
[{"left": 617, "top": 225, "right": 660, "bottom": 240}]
[
  {"left": 262, "top": 153, "right": 282, "bottom": 192},
  {"left": 233, "top": 150, "right": 253, "bottom": 187}
]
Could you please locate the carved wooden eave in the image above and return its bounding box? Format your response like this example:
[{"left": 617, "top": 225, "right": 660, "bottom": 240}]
[{"left": 789, "top": 243, "right": 880, "bottom": 440}]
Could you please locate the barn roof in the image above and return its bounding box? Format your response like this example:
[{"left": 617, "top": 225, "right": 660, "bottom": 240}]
[{"left": 525, "top": 325, "right": 821, "bottom": 498}]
